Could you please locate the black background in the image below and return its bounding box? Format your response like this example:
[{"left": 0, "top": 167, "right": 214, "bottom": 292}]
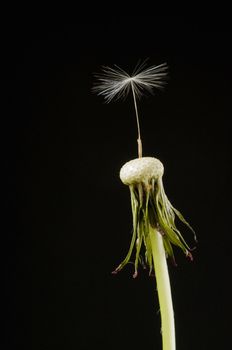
[{"left": 4, "top": 16, "right": 231, "bottom": 350}]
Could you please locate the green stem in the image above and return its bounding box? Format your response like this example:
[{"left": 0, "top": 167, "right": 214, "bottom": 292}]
[{"left": 149, "top": 227, "right": 175, "bottom": 350}]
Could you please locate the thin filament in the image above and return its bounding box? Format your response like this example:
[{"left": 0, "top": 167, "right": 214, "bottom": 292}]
[{"left": 131, "top": 82, "right": 142, "bottom": 158}]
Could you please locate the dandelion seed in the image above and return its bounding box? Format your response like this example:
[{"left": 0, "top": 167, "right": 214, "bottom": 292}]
[{"left": 93, "top": 61, "right": 168, "bottom": 158}]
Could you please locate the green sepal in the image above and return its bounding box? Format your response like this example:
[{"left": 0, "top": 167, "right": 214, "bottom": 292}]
[{"left": 113, "top": 177, "right": 195, "bottom": 276}]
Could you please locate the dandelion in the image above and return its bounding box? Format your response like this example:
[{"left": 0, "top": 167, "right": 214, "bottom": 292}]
[{"left": 93, "top": 61, "right": 196, "bottom": 350}]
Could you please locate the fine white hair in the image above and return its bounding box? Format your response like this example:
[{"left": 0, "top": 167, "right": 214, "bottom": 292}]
[{"left": 93, "top": 61, "right": 168, "bottom": 102}]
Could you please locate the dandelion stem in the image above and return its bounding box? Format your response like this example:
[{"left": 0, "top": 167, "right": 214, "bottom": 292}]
[
  {"left": 149, "top": 227, "right": 175, "bottom": 350},
  {"left": 131, "top": 82, "right": 142, "bottom": 158}
]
